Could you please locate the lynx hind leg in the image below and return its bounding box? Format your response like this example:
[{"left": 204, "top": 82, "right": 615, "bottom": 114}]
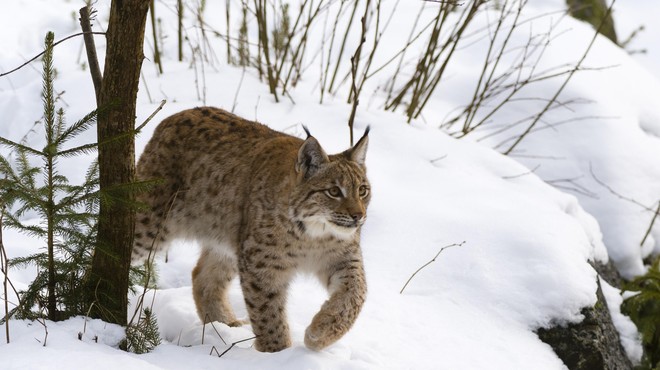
[{"left": 192, "top": 248, "right": 243, "bottom": 327}]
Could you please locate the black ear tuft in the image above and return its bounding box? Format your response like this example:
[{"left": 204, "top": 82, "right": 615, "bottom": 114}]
[
  {"left": 296, "top": 136, "right": 329, "bottom": 179},
  {"left": 346, "top": 126, "right": 369, "bottom": 166},
  {"left": 363, "top": 125, "right": 371, "bottom": 137},
  {"left": 302, "top": 125, "right": 312, "bottom": 138}
]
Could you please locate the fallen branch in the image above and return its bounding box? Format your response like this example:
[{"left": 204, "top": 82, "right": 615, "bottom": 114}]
[
  {"left": 210, "top": 336, "right": 257, "bottom": 358},
  {"left": 400, "top": 241, "right": 465, "bottom": 294}
]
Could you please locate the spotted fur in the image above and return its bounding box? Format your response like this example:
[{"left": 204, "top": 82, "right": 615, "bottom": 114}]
[{"left": 132, "top": 107, "right": 370, "bottom": 352}]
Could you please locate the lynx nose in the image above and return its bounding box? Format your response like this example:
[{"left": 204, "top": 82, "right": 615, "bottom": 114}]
[{"left": 351, "top": 211, "right": 365, "bottom": 222}]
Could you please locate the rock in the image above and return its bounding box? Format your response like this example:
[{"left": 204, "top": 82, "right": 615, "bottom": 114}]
[
  {"left": 591, "top": 260, "right": 623, "bottom": 288},
  {"left": 536, "top": 278, "right": 632, "bottom": 370},
  {"left": 566, "top": 0, "right": 618, "bottom": 44}
]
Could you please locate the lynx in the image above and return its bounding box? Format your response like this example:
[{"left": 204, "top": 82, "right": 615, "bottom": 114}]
[{"left": 132, "top": 107, "right": 370, "bottom": 352}]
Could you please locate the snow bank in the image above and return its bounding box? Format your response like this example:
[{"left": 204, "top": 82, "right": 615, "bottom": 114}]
[
  {"left": 3, "top": 0, "right": 660, "bottom": 368},
  {"left": 402, "top": 1, "right": 660, "bottom": 278}
]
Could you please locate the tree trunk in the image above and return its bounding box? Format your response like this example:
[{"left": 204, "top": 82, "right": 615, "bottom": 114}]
[{"left": 87, "top": 0, "right": 150, "bottom": 325}]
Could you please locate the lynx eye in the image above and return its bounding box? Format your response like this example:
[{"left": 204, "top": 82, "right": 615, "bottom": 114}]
[
  {"left": 325, "top": 186, "right": 343, "bottom": 199},
  {"left": 358, "top": 185, "right": 369, "bottom": 198}
]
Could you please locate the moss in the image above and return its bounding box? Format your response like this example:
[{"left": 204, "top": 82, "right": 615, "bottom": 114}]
[
  {"left": 622, "top": 258, "right": 660, "bottom": 369},
  {"left": 566, "top": 0, "right": 618, "bottom": 44}
]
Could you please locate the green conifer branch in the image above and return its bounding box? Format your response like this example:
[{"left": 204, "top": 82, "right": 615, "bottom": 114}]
[
  {"left": 54, "top": 110, "right": 98, "bottom": 147},
  {"left": 0, "top": 137, "right": 43, "bottom": 158},
  {"left": 0, "top": 31, "right": 102, "bottom": 321},
  {"left": 57, "top": 143, "right": 98, "bottom": 158}
]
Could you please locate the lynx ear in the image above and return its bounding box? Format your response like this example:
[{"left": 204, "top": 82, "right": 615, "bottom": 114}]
[
  {"left": 345, "top": 126, "right": 370, "bottom": 167},
  {"left": 296, "top": 135, "right": 329, "bottom": 178}
]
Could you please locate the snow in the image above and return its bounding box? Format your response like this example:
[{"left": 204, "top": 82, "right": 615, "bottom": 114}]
[
  {"left": 2, "top": 0, "right": 659, "bottom": 369},
  {"left": 601, "top": 280, "right": 643, "bottom": 364},
  {"left": 412, "top": 0, "right": 660, "bottom": 279}
]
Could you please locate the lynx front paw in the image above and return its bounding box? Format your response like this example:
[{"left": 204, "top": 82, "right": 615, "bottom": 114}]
[
  {"left": 304, "top": 312, "right": 343, "bottom": 351},
  {"left": 254, "top": 335, "right": 292, "bottom": 352},
  {"left": 304, "top": 326, "right": 326, "bottom": 351}
]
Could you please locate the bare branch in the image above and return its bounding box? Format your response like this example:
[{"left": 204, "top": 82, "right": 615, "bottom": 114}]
[
  {"left": 79, "top": 6, "right": 103, "bottom": 103},
  {"left": 400, "top": 241, "right": 465, "bottom": 294},
  {"left": 641, "top": 201, "right": 660, "bottom": 247},
  {"left": 1, "top": 207, "right": 9, "bottom": 343},
  {"left": 136, "top": 100, "right": 167, "bottom": 133},
  {"left": 545, "top": 176, "right": 598, "bottom": 199},
  {"left": 589, "top": 163, "right": 655, "bottom": 212},
  {"left": 503, "top": 0, "right": 617, "bottom": 154},
  {"left": 215, "top": 336, "right": 257, "bottom": 358},
  {"left": 347, "top": 0, "right": 372, "bottom": 146},
  {"left": 502, "top": 164, "right": 540, "bottom": 180},
  {"left": 0, "top": 32, "right": 105, "bottom": 78}
]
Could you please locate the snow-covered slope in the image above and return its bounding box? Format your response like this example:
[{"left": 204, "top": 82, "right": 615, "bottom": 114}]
[
  {"left": 3, "top": 0, "right": 660, "bottom": 368},
  {"left": 0, "top": 100, "right": 611, "bottom": 369}
]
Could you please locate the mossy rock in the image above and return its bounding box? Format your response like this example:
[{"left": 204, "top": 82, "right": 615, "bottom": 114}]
[
  {"left": 537, "top": 279, "right": 632, "bottom": 370},
  {"left": 566, "top": 0, "right": 618, "bottom": 44}
]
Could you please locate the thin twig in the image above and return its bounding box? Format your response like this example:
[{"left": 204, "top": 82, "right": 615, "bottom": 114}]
[
  {"left": 149, "top": 0, "right": 164, "bottom": 74},
  {"left": 209, "top": 320, "right": 227, "bottom": 345},
  {"left": 347, "top": 0, "right": 372, "bottom": 146},
  {"left": 232, "top": 69, "right": 246, "bottom": 113},
  {"left": 80, "top": 302, "right": 96, "bottom": 340},
  {"left": 35, "top": 310, "right": 48, "bottom": 347},
  {"left": 546, "top": 177, "right": 598, "bottom": 199},
  {"left": 1, "top": 208, "right": 9, "bottom": 343},
  {"left": 136, "top": 100, "right": 167, "bottom": 133},
  {"left": 641, "top": 201, "right": 660, "bottom": 247},
  {"left": 430, "top": 154, "right": 448, "bottom": 164},
  {"left": 502, "top": 164, "right": 540, "bottom": 180},
  {"left": 178, "top": 0, "right": 184, "bottom": 61},
  {"left": 0, "top": 32, "right": 105, "bottom": 78},
  {"left": 503, "top": 0, "right": 616, "bottom": 154},
  {"left": 400, "top": 241, "right": 464, "bottom": 294},
  {"left": 140, "top": 71, "right": 154, "bottom": 104},
  {"left": 424, "top": 0, "right": 464, "bottom": 4},
  {"left": 201, "top": 314, "right": 228, "bottom": 346},
  {"left": 589, "top": 163, "right": 655, "bottom": 212},
  {"left": 202, "top": 314, "right": 207, "bottom": 345},
  {"left": 214, "top": 336, "right": 257, "bottom": 358}
]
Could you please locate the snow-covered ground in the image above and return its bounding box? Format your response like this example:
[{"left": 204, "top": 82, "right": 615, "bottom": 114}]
[{"left": 1, "top": 0, "right": 659, "bottom": 369}]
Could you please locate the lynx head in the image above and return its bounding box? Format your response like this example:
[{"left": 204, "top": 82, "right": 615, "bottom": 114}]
[{"left": 292, "top": 127, "right": 371, "bottom": 240}]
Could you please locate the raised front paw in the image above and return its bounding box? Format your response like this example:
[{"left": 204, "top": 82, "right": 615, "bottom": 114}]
[{"left": 304, "top": 311, "right": 344, "bottom": 351}]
